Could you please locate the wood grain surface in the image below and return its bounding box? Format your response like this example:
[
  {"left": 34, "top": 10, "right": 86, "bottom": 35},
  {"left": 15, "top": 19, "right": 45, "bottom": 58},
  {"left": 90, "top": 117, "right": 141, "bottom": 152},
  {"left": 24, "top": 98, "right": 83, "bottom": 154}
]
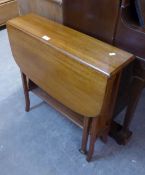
[
  {"left": 7, "top": 14, "right": 134, "bottom": 117},
  {"left": 0, "top": 0, "right": 19, "bottom": 26}
]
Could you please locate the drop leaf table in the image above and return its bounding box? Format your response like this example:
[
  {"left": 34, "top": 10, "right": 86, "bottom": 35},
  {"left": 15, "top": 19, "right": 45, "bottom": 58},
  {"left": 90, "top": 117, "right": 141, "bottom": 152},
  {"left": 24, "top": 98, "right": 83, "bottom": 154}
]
[{"left": 7, "top": 14, "right": 134, "bottom": 161}]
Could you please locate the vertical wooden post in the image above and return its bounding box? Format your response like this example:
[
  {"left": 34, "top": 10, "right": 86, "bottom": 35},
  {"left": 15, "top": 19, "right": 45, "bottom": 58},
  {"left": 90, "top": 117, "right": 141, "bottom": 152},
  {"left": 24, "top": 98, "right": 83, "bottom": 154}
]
[
  {"left": 80, "top": 117, "right": 91, "bottom": 154},
  {"left": 21, "top": 72, "right": 30, "bottom": 112},
  {"left": 86, "top": 117, "right": 98, "bottom": 162},
  {"left": 102, "top": 72, "right": 122, "bottom": 144},
  {"left": 86, "top": 72, "right": 122, "bottom": 161}
]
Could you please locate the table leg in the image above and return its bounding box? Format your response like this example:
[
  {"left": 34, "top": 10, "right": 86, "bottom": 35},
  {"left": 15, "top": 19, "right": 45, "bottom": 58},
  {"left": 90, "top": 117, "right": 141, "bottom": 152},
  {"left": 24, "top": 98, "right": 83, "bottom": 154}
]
[
  {"left": 21, "top": 72, "right": 30, "bottom": 112},
  {"left": 86, "top": 117, "right": 98, "bottom": 162},
  {"left": 80, "top": 117, "right": 91, "bottom": 154}
]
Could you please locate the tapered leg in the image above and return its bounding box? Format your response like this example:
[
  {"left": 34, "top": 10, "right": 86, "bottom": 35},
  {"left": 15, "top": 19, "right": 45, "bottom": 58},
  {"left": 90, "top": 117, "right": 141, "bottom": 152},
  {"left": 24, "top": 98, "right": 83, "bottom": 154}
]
[
  {"left": 21, "top": 72, "right": 30, "bottom": 112},
  {"left": 86, "top": 117, "right": 98, "bottom": 162},
  {"left": 80, "top": 117, "right": 91, "bottom": 154}
]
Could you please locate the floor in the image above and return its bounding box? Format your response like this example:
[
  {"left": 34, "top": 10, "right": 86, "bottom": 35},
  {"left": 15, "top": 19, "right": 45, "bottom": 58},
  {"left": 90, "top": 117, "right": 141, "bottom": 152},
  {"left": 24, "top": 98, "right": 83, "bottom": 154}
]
[{"left": 0, "top": 28, "right": 145, "bottom": 175}]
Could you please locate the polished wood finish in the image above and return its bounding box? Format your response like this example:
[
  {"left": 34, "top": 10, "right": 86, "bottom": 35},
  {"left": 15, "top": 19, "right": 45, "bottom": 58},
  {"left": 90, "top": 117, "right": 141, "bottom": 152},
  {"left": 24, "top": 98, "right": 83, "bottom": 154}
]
[
  {"left": 114, "top": 0, "right": 145, "bottom": 144},
  {"left": 80, "top": 117, "right": 91, "bottom": 154},
  {"left": 31, "top": 86, "right": 84, "bottom": 128},
  {"left": 29, "top": 79, "right": 129, "bottom": 152},
  {"left": 115, "top": 1, "right": 145, "bottom": 59},
  {"left": 63, "top": 0, "right": 120, "bottom": 44},
  {"left": 7, "top": 14, "right": 134, "bottom": 161},
  {"left": 63, "top": 0, "right": 145, "bottom": 145},
  {"left": 7, "top": 14, "right": 134, "bottom": 117},
  {"left": 0, "top": 0, "right": 19, "bottom": 26},
  {"left": 28, "top": 71, "right": 123, "bottom": 161}
]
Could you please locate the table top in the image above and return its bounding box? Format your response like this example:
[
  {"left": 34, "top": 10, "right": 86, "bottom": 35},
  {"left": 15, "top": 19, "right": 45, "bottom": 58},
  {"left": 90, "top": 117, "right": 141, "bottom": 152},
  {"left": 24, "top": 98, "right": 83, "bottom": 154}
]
[{"left": 7, "top": 13, "right": 134, "bottom": 77}]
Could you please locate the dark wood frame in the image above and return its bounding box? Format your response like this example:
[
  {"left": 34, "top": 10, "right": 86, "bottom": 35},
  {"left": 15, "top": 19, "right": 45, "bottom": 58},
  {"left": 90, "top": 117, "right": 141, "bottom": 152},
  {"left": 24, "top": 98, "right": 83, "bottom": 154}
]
[{"left": 62, "top": 0, "right": 145, "bottom": 146}]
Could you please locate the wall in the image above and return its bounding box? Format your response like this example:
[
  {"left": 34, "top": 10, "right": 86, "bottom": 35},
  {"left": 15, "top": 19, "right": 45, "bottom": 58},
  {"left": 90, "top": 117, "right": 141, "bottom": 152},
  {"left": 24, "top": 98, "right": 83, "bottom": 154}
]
[{"left": 17, "top": 0, "right": 63, "bottom": 23}]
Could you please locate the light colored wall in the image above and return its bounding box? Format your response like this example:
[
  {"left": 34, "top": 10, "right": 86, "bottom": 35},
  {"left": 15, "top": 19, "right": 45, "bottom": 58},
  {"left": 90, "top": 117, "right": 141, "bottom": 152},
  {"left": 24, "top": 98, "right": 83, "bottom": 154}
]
[
  {"left": 17, "top": 0, "right": 63, "bottom": 23},
  {"left": 17, "top": 0, "right": 30, "bottom": 14}
]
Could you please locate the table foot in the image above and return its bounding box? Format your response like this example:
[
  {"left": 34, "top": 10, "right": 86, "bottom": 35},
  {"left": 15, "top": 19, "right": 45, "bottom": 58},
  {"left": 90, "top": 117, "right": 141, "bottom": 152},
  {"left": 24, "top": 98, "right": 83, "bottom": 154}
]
[{"left": 109, "top": 121, "right": 132, "bottom": 145}]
